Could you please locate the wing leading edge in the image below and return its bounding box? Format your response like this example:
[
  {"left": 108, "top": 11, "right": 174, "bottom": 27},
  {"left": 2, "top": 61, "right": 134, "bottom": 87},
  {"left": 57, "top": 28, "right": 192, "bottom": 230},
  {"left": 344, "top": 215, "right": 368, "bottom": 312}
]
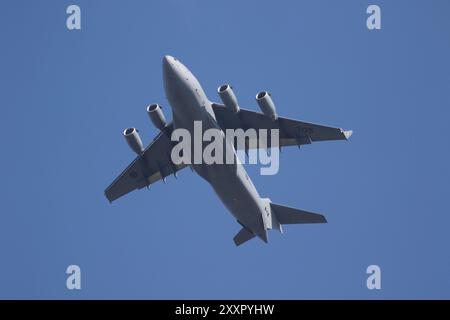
[
  {"left": 211, "top": 103, "right": 352, "bottom": 149},
  {"left": 104, "top": 124, "right": 187, "bottom": 202}
]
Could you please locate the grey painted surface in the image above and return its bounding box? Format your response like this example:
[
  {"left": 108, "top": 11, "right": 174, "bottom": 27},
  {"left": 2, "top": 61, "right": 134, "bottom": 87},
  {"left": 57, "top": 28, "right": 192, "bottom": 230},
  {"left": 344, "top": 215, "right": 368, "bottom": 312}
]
[{"left": 105, "top": 56, "right": 351, "bottom": 246}]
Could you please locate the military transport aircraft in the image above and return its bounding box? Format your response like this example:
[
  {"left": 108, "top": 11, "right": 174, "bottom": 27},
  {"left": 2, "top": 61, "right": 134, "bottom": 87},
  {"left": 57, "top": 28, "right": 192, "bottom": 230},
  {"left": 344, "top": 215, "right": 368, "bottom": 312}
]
[{"left": 105, "top": 55, "right": 352, "bottom": 246}]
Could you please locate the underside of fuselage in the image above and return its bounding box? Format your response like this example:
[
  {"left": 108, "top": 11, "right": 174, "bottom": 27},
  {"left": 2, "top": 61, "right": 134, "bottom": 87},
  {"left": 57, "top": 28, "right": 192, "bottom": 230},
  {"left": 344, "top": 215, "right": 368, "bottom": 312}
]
[
  {"left": 105, "top": 55, "right": 344, "bottom": 246},
  {"left": 163, "top": 56, "right": 268, "bottom": 242}
]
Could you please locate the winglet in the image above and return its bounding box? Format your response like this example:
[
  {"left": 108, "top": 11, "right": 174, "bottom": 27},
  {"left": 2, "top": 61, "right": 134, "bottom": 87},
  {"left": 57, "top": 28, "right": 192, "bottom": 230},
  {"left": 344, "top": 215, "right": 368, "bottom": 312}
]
[{"left": 343, "top": 130, "right": 353, "bottom": 140}]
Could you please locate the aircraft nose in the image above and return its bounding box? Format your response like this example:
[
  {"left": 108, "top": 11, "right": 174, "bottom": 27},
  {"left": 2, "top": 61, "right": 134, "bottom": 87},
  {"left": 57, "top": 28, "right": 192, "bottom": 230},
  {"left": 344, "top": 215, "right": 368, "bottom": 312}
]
[
  {"left": 163, "top": 55, "right": 176, "bottom": 79},
  {"left": 163, "top": 55, "right": 173, "bottom": 66},
  {"left": 163, "top": 55, "right": 177, "bottom": 71},
  {"left": 163, "top": 55, "right": 179, "bottom": 99}
]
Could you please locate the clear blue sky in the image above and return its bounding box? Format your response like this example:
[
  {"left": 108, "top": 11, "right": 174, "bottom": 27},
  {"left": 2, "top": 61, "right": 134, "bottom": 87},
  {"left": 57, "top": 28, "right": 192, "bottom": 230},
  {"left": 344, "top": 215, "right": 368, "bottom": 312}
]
[{"left": 0, "top": 0, "right": 449, "bottom": 299}]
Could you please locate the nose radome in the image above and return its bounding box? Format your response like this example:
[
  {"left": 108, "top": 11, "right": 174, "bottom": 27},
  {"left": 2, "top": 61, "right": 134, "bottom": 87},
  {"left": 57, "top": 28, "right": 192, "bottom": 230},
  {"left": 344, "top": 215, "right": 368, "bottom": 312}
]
[
  {"left": 163, "top": 55, "right": 173, "bottom": 65},
  {"left": 163, "top": 55, "right": 176, "bottom": 77},
  {"left": 163, "top": 55, "right": 178, "bottom": 69}
]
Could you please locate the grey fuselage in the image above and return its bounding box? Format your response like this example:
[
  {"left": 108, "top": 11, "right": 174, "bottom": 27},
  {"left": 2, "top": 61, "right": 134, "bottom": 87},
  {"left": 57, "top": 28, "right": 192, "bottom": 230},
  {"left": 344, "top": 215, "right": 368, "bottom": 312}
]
[{"left": 162, "top": 55, "right": 267, "bottom": 242}]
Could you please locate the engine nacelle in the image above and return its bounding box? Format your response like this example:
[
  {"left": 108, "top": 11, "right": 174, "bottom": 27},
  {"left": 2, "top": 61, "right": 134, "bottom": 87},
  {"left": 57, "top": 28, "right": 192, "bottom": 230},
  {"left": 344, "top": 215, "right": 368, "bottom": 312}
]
[
  {"left": 218, "top": 84, "right": 240, "bottom": 113},
  {"left": 256, "top": 91, "right": 278, "bottom": 121},
  {"left": 123, "top": 127, "right": 144, "bottom": 155},
  {"left": 146, "top": 104, "right": 167, "bottom": 130}
]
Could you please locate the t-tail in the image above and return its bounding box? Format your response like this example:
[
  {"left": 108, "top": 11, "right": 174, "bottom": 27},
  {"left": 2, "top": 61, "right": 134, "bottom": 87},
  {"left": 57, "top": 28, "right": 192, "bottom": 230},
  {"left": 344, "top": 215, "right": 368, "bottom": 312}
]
[{"left": 233, "top": 198, "right": 327, "bottom": 246}]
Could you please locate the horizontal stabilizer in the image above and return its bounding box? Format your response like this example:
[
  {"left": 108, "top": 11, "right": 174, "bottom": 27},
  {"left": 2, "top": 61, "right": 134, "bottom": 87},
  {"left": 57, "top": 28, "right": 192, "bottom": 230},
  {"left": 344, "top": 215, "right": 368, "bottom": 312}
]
[
  {"left": 270, "top": 203, "right": 327, "bottom": 224},
  {"left": 233, "top": 227, "right": 256, "bottom": 246}
]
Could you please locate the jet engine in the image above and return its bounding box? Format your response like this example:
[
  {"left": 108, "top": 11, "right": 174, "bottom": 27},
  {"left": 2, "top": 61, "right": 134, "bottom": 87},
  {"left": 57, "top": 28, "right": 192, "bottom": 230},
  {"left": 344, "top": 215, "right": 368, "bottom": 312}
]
[
  {"left": 146, "top": 104, "right": 167, "bottom": 130},
  {"left": 218, "top": 84, "right": 240, "bottom": 113},
  {"left": 256, "top": 91, "right": 277, "bottom": 121},
  {"left": 123, "top": 127, "right": 144, "bottom": 155}
]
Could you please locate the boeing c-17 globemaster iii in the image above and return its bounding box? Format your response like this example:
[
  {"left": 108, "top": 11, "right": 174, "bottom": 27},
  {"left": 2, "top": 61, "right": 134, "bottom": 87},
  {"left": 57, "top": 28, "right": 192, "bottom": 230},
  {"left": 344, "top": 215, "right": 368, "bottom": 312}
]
[{"left": 105, "top": 55, "right": 352, "bottom": 246}]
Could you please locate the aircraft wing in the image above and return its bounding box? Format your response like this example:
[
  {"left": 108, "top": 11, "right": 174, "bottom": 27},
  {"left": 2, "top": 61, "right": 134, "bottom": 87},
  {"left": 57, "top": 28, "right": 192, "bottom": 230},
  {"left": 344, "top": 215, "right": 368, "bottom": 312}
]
[
  {"left": 211, "top": 103, "right": 352, "bottom": 149},
  {"left": 105, "top": 124, "right": 187, "bottom": 202}
]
